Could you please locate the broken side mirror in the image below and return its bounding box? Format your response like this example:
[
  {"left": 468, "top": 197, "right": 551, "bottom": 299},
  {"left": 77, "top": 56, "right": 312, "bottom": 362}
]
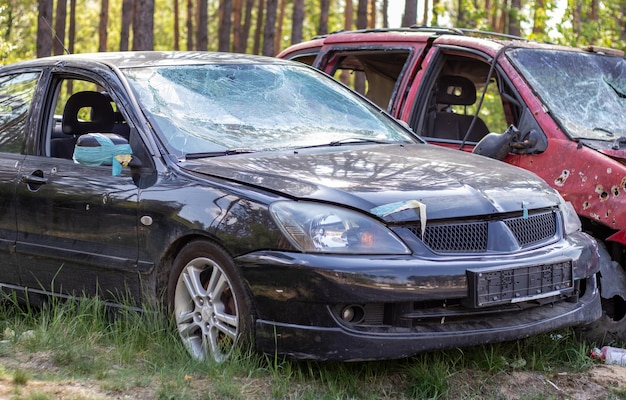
[
  {"left": 472, "top": 125, "right": 519, "bottom": 160},
  {"left": 510, "top": 108, "right": 548, "bottom": 154}
]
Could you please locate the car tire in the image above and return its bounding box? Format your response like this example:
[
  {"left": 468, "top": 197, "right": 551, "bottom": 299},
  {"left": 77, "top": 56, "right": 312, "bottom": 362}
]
[
  {"left": 168, "top": 240, "right": 254, "bottom": 363},
  {"left": 577, "top": 295, "right": 626, "bottom": 345}
]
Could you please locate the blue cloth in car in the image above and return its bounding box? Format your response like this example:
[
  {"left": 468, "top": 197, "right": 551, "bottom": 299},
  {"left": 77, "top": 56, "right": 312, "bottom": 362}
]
[{"left": 73, "top": 133, "right": 132, "bottom": 175}]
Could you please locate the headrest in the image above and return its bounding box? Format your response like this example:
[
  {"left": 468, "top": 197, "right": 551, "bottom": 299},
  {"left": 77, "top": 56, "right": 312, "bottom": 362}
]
[
  {"left": 436, "top": 75, "right": 477, "bottom": 106},
  {"left": 62, "top": 91, "right": 114, "bottom": 135}
]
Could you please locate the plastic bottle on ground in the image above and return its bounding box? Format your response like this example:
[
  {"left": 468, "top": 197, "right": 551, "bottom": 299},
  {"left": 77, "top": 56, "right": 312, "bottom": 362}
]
[{"left": 590, "top": 346, "right": 626, "bottom": 366}]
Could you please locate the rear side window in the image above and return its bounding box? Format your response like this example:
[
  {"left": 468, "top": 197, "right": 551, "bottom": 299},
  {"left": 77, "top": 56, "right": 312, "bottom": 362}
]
[
  {"left": 0, "top": 72, "right": 39, "bottom": 154},
  {"left": 325, "top": 50, "right": 411, "bottom": 111}
]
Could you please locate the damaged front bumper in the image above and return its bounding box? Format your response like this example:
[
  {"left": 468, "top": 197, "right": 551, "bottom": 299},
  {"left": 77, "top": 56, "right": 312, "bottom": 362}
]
[{"left": 238, "top": 231, "right": 602, "bottom": 361}]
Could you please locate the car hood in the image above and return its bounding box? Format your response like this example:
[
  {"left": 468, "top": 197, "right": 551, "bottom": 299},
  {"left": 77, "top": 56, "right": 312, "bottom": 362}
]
[
  {"left": 579, "top": 139, "right": 626, "bottom": 160},
  {"left": 180, "top": 144, "right": 560, "bottom": 221}
]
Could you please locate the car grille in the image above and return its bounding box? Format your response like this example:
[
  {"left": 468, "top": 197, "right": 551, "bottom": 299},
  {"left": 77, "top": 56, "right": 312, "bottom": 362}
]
[{"left": 406, "top": 210, "right": 558, "bottom": 253}]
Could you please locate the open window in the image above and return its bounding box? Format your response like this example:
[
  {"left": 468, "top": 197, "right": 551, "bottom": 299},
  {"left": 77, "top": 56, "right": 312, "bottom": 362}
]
[
  {"left": 47, "top": 79, "right": 131, "bottom": 162},
  {"left": 415, "top": 55, "right": 510, "bottom": 145},
  {"left": 325, "top": 50, "right": 412, "bottom": 110}
]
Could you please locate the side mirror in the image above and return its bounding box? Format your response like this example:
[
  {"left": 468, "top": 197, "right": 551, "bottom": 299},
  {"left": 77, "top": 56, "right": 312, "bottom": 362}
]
[
  {"left": 510, "top": 108, "right": 548, "bottom": 154},
  {"left": 472, "top": 125, "right": 520, "bottom": 160},
  {"left": 510, "top": 128, "right": 548, "bottom": 154}
]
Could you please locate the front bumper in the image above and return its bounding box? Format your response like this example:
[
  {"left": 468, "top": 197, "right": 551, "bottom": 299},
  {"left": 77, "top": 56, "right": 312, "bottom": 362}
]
[
  {"left": 237, "top": 231, "right": 602, "bottom": 360},
  {"left": 254, "top": 277, "right": 599, "bottom": 360}
]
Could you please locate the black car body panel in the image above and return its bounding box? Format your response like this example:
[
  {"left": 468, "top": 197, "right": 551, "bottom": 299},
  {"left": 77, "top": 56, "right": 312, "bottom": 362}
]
[
  {"left": 181, "top": 143, "right": 559, "bottom": 218},
  {"left": 0, "top": 51, "right": 602, "bottom": 361}
]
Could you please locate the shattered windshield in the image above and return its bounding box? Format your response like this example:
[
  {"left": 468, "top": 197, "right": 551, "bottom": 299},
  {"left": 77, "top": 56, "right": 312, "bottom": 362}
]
[
  {"left": 124, "top": 63, "right": 414, "bottom": 156},
  {"left": 507, "top": 48, "right": 626, "bottom": 141}
]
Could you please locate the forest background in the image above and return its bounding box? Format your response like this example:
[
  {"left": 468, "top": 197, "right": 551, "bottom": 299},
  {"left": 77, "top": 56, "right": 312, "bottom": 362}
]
[{"left": 1, "top": 0, "right": 625, "bottom": 66}]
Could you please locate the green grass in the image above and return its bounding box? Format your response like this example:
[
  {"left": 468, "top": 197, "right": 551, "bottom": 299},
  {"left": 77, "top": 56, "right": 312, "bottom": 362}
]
[{"left": 0, "top": 294, "right": 606, "bottom": 399}]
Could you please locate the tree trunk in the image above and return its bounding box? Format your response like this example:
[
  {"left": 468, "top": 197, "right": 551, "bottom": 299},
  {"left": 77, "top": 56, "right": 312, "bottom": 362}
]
[
  {"left": 401, "top": 0, "right": 417, "bottom": 27},
  {"left": 497, "top": 0, "right": 508, "bottom": 33},
  {"left": 173, "top": 0, "right": 180, "bottom": 50},
  {"left": 262, "top": 0, "right": 277, "bottom": 55},
  {"left": 318, "top": 0, "right": 330, "bottom": 35},
  {"left": 344, "top": 0, "right": 353, "bottom": 31},
  {"left": 421, "top": 0, "right": 428, "bottom": 25},
  {"left": 291, "top": 0, "right": 304, "bottom": 44},
  {"left": 69, "top": 0, "right": 76, "bottom": 53},
  {"left": 241, "top": 0, "right": 254, "bottom": 52},
  {"left": 381, "top": 0, "right": 388, "bottom": 27},
  {"left": 98, "top": 0, "right": 109, "bottom": 52},
  {"left": 368, "top": 0, "right": 375, "bottom": 28},
  {"left": 339, "top": 0, "right": 354, "bottom": 84},
  {"left": 590, "top": 0, "right": 598, "bottom": 20},
  {"left": 232, "top": 0, "right": 243, "bottom": 52},
  {"left": 132, "top": 0, "right": 154, "bottom": 50},
  {"left": 218, "top": 0, "right": 232, "bottom": 51},
  {"left": 120, "top": 0, "right": 133, "bottom": 51},
  {"left": 53, "top": 0, "right": 67, "bottom": 55},
  {"left": 253, "top": 0, "right": 264, "bottom": 54},
  {"left": 186, "top": 0, "right": 193, "bottom": 49},
  {"left": 508, "top": 0, "right": 521, "bottom": 36},
  {"left": 357, "top": 0, "right": 367, "bottom": 29},
  {"left": 197, "top": 0, "right": 208, "bottom": 50},
  {"left": 36, "top": 0, "right": 53, "bottom": 58},
  {"left": 274, "top": 0, "right": 286, "bottom": 53},
  {"left": 355, "top": 0, "right": 367, "bottom": 93}
]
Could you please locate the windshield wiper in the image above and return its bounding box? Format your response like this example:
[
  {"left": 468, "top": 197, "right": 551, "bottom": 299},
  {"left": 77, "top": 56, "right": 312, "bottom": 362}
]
[
  {"left": 328, "top": 138, "right": 395, "bottom": 146},
  {"left": 184, "top": 148, "right": 256, "bottom": 159}
]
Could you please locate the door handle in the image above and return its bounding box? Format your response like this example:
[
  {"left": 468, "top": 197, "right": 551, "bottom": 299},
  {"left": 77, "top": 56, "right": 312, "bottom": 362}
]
[{"left": 22, "top": 171, "right": 48, "bottom": 189}]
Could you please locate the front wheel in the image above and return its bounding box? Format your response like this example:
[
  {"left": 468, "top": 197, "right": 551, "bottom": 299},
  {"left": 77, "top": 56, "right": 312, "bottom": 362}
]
[{"left": 169, "top": 240, "right": 254, "bottom": 363}]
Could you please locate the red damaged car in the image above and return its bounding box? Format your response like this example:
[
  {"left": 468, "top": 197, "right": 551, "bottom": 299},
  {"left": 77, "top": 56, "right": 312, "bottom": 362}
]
[{"left": 278, "top": 27, "right": 626, "bottom": 342}]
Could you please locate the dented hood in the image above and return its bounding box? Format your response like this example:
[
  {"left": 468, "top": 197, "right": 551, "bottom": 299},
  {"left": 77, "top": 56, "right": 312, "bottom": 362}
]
[{"left": 181, "top": 143, "right": 560, "bottom": 220}]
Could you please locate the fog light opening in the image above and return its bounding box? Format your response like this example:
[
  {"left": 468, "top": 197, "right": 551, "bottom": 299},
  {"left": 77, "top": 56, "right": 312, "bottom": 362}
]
[{"left": 340, "top": 305, "right": 365, "bottom": 324}]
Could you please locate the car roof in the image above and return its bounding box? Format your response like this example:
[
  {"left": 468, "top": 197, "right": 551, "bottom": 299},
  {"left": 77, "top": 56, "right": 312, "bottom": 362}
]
[
  {"left": 295, "top": 27, "right": 624, "bottom": 57},
  {"left": 1, "top": 51, "right": 296, "bottom": 70}
]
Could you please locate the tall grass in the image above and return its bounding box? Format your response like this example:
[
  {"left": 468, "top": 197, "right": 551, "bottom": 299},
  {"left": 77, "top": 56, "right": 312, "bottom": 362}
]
[{"left": 0, "top": 293, "right": 600, "bottom": 399}]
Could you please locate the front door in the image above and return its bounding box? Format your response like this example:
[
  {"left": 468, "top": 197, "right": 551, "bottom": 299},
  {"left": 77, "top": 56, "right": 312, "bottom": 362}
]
[{"left": 15, "top": 74, "right": 140, "bottom": 302}]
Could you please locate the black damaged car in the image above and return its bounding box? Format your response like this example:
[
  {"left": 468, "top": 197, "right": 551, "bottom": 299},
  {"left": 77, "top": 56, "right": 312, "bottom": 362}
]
[{"left": 0, "top": 51, "right": 602, "bottom": 362}]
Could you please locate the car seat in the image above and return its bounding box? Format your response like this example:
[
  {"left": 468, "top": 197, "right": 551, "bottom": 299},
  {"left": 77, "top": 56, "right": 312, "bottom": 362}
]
[
  {"left": 50, "top": 91, "right": 115, "bottom": 159},
  {"left": 430, "top": 75, "right": 489, "bottom": 142}
]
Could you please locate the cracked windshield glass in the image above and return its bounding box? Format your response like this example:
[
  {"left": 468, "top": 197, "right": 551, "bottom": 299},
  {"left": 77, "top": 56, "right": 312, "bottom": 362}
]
[
  {"left": 124, "top": 63, "right": 414, "bottom": 157},
  {"left": 508, "top": 48, "right": 626, "bottom": 142}
]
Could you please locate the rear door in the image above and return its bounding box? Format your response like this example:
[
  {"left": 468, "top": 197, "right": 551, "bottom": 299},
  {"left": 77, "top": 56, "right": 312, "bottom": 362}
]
[
  {"left": 15, "top": 69, "right": 141, "bottom": 301},
  {"left": 0, "top": 70, "right": 40, "bottom": 286}
]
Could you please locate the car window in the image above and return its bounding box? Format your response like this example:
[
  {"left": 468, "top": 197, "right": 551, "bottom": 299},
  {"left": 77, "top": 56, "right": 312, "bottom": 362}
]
[
  {"left": 124, "top": 63, "right": 416, "bottom": 157},
  {"left": 416, "top": 55, "right": 509, "bottom": 143},
  {"left": 287, "top": 54, "right": 317, "bottom": 66},
  {"left": 0, "top": 72, "right": 39, "bottom": 154},
  {"left": 47, "top": 78, "right": 132, "bottom": 166},
  {"left": 325, "top": 50, "right": 411, "bottom": 111}
]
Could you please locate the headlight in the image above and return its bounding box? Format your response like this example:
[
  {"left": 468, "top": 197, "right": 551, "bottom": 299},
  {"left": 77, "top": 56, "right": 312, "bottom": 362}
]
[
  {"left": 559, "top": 197, "right": 581, "bottom": 235},
  {"left": 269, "top": 201, "right": 410, "bottom": 254}
]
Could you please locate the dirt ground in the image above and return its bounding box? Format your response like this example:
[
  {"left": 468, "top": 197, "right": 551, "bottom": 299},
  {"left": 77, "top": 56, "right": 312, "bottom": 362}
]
[
  {"left": 460, "top": 365, "right": 626, "bottom": 399},
  {"left": 0, "top": 353, "right": 625, "bottom": 399}
]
